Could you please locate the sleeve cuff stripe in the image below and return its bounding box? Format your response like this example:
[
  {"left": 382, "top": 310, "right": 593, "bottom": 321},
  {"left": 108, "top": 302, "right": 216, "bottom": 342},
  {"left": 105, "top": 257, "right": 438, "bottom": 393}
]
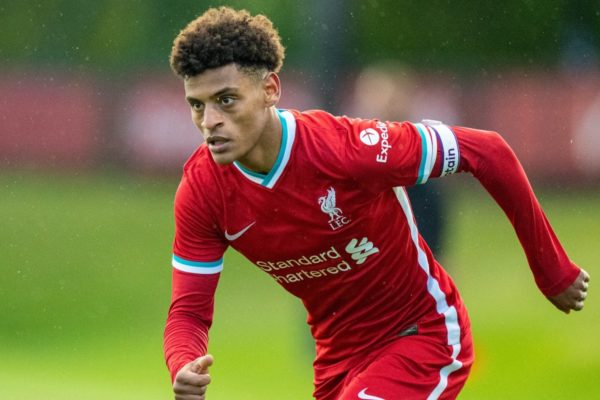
[
  {"left": 426, "top": 125, "right": 438, "bottom": 180},
  {"left": 415, "top": 123, "right": 436, "bottom": 184},
  {"left": 172, "top": 255, "right": 224, "bottom": 274}
]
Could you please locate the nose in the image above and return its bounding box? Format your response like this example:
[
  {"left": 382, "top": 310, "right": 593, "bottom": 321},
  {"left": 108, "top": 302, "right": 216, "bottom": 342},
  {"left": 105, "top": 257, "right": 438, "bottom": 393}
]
[{"left": 201, "top": 104, "right": 224, "bottom": 131}]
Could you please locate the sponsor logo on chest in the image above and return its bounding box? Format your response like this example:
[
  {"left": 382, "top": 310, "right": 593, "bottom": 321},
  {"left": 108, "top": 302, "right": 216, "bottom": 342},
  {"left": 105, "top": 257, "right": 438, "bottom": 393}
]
[
  {"left": 255, "top": 236, "right": 379, "bottom": 285},
  {"left": 346, "top": 237, "right": 379, "bottom": 264},
  {"left": 318, "top": 187, "right": 351, "bottom": 230}
]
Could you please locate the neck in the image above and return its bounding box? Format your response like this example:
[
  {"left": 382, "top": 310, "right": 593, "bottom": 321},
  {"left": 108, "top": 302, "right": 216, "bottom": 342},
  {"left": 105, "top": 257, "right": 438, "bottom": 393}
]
[{"left": 237, "top": 107, "right": 282, "bottom": 174}]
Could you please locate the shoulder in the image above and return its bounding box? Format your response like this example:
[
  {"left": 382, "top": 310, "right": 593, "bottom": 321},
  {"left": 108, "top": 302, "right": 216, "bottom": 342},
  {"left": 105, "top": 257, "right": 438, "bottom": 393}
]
[
  {"left": 181, "top": 144, "right": 231, "bottom": 191},
  {"left": 176, "top": 144, "right": 224, "bottom": 214},
  {"left": 182, "top": 144, "right": 213, "bottom": 179},
  {"left": 287, "top": 109, "right": 364, "bottom": 154},
  {"left": 290, "top": 109, "right": 413, "bottom": 145},
  {"left": 290, "top": 109, "right": 358, "bottom": 135},
  {"left": 283, "top": 109, "right": 354, "bottom": 174}
]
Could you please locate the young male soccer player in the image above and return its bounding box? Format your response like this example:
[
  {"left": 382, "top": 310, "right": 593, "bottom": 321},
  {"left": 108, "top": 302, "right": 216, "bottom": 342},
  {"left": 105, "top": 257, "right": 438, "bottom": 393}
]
[{"left": 164, "top": 7, "right": 590, "bottom": 400}]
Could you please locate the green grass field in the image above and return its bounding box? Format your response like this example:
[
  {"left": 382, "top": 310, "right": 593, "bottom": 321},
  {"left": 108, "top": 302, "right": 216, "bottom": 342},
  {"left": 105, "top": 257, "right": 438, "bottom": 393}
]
[{"left": 1, "top": 173, "right": 598, "bottom": 399}]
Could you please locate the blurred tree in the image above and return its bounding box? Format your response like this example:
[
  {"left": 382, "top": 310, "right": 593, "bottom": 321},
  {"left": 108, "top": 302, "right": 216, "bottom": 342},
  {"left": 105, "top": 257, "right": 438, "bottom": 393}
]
[
  {"left": 2, "top": 0, "right": 599, "bottom": 73},
  {"left": 0, "top": 0, "right": 302, "bottom": 72},
  {"left": 559, "top": 0, "right": 600, "bottom": 71},
  {"left": 303, "top": 0, "right": 351, "bottom": 112},
  {"left": 349, "top": 0, "right": 590, "bottom": 71}
]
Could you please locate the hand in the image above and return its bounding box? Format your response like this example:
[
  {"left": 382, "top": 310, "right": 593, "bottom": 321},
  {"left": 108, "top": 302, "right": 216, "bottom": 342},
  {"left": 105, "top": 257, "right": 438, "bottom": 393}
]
[
  {"left": 547, "top": 269, "right": 590, "bottom": 314},
  {"left": 173, "top": 354, "right": 214, "bottom": 400}
]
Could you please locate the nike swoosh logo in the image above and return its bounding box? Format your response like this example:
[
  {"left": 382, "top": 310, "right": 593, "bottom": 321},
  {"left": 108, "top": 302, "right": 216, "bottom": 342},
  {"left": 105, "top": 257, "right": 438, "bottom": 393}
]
[
  {"left": 224, "top": 222, "right": 255, "bottom": 241},
  {"left": 358, "top": 388, "right": 385, "bottom": 400}
]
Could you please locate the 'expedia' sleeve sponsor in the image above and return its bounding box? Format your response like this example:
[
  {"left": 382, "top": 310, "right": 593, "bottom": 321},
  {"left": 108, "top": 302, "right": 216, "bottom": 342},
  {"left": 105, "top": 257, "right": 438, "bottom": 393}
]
[
  {"left": 340, "top": 115, "right": 580, "bottom": 297},
  {"left": 339, "top": 117, "right": 460, "bottom": 190},
  {"left": 165, "top": 171, "right": 227, "bottom": 382}
]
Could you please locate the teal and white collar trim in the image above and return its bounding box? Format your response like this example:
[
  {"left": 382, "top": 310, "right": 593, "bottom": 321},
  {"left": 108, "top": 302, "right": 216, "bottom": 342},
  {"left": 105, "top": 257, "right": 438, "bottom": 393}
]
[{"left": 233, "top": 109, "right": 296, "bottom": 189}]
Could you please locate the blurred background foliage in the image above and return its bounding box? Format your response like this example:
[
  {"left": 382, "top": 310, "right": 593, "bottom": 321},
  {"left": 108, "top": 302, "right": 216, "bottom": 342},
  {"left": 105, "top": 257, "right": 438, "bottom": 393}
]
[{"left": 2, "top": 0, "right": 600, "bottom": 72}]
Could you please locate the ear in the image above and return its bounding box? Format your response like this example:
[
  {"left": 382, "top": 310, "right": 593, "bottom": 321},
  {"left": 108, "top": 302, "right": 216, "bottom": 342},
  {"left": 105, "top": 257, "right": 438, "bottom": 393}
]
[{"left": 263, "top": 72, "right": 281, "bottom": 107}]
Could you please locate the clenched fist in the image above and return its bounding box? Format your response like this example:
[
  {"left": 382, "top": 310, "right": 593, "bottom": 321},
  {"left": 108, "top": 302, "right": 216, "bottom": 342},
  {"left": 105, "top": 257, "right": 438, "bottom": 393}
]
[{"left": 173, "top": 355, "right": 214, "bottom": 400}]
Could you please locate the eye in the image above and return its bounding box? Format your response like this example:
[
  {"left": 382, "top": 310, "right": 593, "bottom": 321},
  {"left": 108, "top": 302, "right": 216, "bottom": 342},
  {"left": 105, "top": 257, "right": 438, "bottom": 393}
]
[
  {"left": 191, "top": 102, "right": 204, "bottom": 112},
  {"left": 219, "top": 96, "right": 235, "bottom": 106}
]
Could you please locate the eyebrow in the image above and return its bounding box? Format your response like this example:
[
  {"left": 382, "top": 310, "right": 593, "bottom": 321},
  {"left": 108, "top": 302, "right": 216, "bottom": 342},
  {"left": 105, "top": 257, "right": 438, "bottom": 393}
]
[{"left": 186, "top": 87, "right": 238, "bottom": 103}]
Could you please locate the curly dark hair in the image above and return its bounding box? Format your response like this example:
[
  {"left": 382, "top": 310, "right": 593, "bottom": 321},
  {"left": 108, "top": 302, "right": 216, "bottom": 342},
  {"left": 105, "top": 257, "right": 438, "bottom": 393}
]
[{"left": 170, "top": 7, "right": 285, "bottom": 78}]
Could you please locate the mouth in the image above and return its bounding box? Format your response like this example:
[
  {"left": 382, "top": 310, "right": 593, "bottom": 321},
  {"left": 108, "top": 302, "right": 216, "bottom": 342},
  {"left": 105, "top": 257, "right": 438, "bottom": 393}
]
[{"left": 206, "top": 136, "right": 230, "bottom": 153}]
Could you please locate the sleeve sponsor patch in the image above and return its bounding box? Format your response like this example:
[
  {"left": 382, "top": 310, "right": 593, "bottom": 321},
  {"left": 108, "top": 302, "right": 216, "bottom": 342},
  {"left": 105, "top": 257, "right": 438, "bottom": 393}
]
[{"left": 358, "top": 121, "right": 392, "bottom": 163}]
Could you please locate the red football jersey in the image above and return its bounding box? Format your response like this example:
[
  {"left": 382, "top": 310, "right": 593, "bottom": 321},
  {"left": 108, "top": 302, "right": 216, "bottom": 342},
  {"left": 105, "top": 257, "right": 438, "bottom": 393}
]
[{"left": 164, "top": 109, "right": 580, "bottom": 385}]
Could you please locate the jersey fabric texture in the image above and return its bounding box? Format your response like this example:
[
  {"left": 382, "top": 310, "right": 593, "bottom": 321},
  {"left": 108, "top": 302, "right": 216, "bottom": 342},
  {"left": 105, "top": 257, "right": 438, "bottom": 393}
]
[{"left": 164, "top": 109, "right": 580, "bottom": 399}]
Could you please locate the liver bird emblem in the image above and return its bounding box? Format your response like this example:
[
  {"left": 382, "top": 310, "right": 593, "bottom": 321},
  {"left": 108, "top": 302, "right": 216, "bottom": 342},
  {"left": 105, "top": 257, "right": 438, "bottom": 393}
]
[{"left": 318, "top": 187, "right": 343, "bottom": 221}]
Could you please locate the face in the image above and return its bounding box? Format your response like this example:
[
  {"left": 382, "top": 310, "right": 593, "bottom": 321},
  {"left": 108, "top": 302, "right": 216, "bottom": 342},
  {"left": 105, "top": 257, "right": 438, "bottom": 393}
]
[{"left": 184, "top": 63, "right": 281, "bottom": 168}]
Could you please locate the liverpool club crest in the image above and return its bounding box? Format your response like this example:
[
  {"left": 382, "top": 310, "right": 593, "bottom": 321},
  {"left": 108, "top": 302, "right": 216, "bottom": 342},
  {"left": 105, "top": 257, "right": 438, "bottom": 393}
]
[{"left": 318, "top": 187, "right": 350, "bottom": 230}]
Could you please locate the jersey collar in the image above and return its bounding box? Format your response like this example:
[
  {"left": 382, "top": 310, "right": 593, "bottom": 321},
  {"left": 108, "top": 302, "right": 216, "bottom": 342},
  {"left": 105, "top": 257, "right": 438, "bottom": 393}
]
[{"left": 233, "top": 109, "right": 296, "bottom": 189}]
